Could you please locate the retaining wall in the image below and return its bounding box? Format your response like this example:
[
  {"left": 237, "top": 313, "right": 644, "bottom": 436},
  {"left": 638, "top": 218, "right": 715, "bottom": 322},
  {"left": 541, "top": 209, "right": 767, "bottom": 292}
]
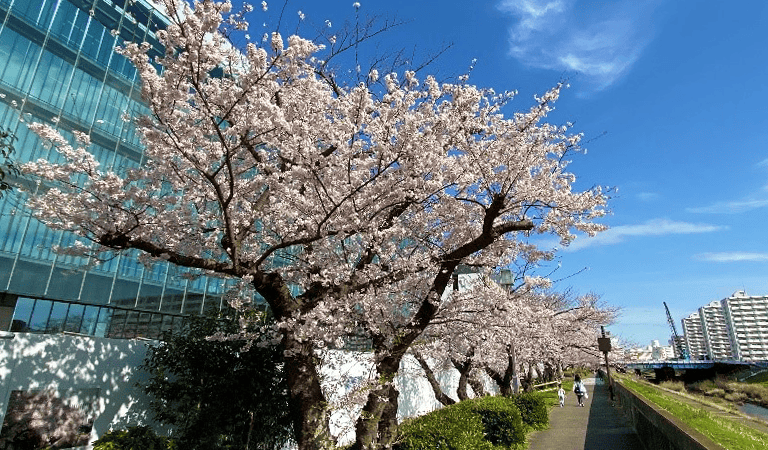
[
  {"left": 0, "top": 331, "right": 491, "bottom": 448},
  {"left": 613, "top": 379, "right": 726, "bottom": 450}
]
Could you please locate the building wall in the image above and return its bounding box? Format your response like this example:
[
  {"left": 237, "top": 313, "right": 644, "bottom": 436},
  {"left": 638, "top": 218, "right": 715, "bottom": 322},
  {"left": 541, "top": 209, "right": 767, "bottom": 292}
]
[
  {"left": 681, "top": 312, "right": 707, "bottom": 360},
  {"left": 0, "top": 331, "right": 161, "bottom": 448},
  {"left": 0, "top": 0, "right": 232, "bottom": 333},
  {"left": 699, "top": 300, "right": 733, "bottom": 360},
  {"left": 722, "top": 291, "right": 768, "bottom": 361},
  {"left": 0, "top": 331, "right": 489, "bottom": 449}
]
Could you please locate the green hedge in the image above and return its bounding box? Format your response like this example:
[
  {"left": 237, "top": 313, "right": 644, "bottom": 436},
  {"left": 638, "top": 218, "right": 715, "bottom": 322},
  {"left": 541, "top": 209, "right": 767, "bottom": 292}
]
[
  {"left": 510, "top": 392, "right": 548, "bottom": 430},
  {"left": 395, "top": 396, "right": 526, "bottom": 450},
  {"left": 92, "top": 426, "right": 175, "bottom": 450}
]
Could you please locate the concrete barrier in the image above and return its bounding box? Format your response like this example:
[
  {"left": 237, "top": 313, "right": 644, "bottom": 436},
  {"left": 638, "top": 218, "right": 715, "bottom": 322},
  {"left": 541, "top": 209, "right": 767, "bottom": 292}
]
[{"left": 613, "top": 379, "right": 726, "bottom": 450}]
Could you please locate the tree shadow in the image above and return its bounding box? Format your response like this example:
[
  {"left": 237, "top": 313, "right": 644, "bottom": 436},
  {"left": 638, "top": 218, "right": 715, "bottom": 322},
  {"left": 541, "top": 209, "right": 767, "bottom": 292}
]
[
  {"left": 584, "top": 379, "right": 644, "bottom": 450},
  {"left": 0, "top": 332, "right": 163, "bottom": 449}
]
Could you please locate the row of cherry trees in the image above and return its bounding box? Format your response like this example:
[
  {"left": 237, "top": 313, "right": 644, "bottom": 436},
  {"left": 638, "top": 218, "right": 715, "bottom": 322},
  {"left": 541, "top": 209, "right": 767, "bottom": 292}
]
[
  {"left": 20, "top": 1, "right": 610, "bottom": 449},
  {"left": 412, "top": 276, "right": 616, "bottom": 404}
]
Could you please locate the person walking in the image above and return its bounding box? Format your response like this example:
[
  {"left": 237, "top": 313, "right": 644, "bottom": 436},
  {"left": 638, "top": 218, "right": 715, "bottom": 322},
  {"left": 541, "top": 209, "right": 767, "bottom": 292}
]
[
  {"left": 557, "top": 384, "right": 566, "bottom": 407},
  {"left": 573, "top": 374, "right": 588, "bottom": 407}
]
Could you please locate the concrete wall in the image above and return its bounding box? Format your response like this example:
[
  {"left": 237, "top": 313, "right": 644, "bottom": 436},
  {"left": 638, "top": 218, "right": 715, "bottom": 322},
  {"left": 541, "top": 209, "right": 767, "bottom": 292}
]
[
  {"left": 613, "top": 379, "right": 727, "bottom": 450},
  {"left": 320, "top": 349, "right": 497, "bottom": 445},
  {"left": 0, "top": 332, "right": 489, "bottom": 449},
  {"left": 0, "top": 331, "right": 161, "bottom": 449}
]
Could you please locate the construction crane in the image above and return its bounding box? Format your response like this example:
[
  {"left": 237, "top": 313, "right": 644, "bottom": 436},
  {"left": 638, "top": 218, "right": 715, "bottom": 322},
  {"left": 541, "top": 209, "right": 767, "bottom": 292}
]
[{"left": 664, "top": 302, "right": 689, "bottom": 360}]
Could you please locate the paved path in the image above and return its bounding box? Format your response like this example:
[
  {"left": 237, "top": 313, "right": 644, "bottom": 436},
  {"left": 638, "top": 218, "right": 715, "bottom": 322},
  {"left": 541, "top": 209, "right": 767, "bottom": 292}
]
[{"left": 527, "top": 378, "right": 644, "bottom": 450}]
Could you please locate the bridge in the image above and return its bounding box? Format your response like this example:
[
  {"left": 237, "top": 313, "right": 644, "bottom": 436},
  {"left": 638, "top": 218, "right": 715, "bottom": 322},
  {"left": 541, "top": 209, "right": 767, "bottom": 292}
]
[
  {"left": 621, "top": 359, "right": 768, "bottom": 382},
  {"left": 623, "top": 359, "right": 768, "bottom": 370}
]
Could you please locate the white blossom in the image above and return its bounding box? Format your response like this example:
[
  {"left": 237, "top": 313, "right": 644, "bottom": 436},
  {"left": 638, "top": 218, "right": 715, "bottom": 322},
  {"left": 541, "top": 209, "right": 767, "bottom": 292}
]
[{"left": 19, "top": 1, "right": 609, "bottom": 446}]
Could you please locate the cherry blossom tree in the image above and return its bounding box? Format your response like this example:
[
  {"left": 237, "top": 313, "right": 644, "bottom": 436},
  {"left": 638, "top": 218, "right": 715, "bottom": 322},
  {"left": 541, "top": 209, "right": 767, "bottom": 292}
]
[
  {"left": 412, "top": 275, "right": 617, "bottom": 402},
  {"left": 20, "top": 1, "right": 608, "bottom": 448}
]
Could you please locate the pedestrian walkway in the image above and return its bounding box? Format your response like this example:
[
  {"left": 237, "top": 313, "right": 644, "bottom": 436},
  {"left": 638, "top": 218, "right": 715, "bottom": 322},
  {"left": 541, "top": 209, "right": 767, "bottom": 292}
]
[{"left": 527, "top": 378, "right": 644, "bottom": 450}]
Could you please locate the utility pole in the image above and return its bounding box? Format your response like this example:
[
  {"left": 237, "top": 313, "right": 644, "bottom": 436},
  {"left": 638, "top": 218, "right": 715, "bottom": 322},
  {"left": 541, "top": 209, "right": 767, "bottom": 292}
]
[{"left": 598, "top": 325, "right": 614, "bottom": 401}]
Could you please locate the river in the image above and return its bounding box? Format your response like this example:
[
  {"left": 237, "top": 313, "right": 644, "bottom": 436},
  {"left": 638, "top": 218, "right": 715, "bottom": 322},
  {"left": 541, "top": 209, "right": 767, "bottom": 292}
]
[{"left": 739, "top": 402, "right": 768, "bottom": 420}]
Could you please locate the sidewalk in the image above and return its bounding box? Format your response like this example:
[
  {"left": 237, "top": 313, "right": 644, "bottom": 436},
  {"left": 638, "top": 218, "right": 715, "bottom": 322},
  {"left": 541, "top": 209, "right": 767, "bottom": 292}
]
[{"left": 527, "top": 378, "right": 644, "bottom": 450}]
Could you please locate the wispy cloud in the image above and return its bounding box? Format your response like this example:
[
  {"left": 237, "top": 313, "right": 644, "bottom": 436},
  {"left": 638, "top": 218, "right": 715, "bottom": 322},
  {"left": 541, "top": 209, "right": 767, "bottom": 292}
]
[
  {"left": 496, "top": 0, "right": 662, "bottom": 92},
  {"left": 695, "top": 252, "right": 768, "bottom": 263},
  {"left": 562, "top": 218, "right": 724, "bottom": 251},
  {"left": 687, "top": 199, "right": 768, "bottom": 214},
  {"left": 636, "top": 192, "right": 659, "bottom": 202}
]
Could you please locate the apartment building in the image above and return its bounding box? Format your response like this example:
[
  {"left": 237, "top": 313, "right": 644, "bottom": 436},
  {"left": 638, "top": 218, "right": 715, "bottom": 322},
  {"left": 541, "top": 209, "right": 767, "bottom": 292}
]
[
  {"left": 699, "top": 300, "right": 733, "bottom": 360},
  {"left": 721, "top": 290, "right": 768, "bottom": 361},
  {"left": 681, "top": 312, "right": 708, "bottom": 360}
]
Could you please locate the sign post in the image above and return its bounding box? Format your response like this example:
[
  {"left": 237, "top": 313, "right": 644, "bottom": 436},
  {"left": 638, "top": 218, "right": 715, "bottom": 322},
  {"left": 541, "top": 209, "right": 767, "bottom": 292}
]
[{"left": 598, "top": 326, "right": 614, "bottom": 401}]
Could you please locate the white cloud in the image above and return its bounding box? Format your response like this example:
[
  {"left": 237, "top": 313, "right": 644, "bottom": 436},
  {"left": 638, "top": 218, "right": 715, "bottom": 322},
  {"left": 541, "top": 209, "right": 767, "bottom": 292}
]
[
  {"left": 636, "top": 192, "right": 659, "bottom": 202},
  {"left": 695, "top": 252, "right": 768, "bottom": 263},
  {"left": 687, "top": 198, "right": 768, "bottom": 214},
  {"left": 497, "top": 0, "right": 663, "bottom": 92},
  {"left": 562, "top": 218, "right": 724, "bottom": 251}
]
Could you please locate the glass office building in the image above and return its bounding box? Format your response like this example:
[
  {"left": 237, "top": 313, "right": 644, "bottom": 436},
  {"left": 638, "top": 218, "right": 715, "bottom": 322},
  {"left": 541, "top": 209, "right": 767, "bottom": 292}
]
[{"left": 0, "top": 0, "right": 236, "bottom": 338}]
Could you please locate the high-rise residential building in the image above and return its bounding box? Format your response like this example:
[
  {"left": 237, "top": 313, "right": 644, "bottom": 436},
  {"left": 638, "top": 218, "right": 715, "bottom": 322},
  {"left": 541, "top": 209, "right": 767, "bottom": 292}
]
[
  {"left": 721, "top": 290, "right": 768, "bottom": 361},
  {"left": 699, "top": 300, "right": 733, "bottom": 360},
  {"left": 0, "top": 0, "right": 234, "bottom": 339},
  {"left": 681, "top": 312, "right": 708, "bottom": 360},
  {"left": 668, "top": 336, "right": 687, "bottom": 359}
]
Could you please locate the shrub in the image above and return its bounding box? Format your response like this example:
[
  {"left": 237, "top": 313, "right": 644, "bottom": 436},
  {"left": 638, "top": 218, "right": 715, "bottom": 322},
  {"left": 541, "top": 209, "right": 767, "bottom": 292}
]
[
  {"left": 510, "top": 392, "right": 548, "bottom": 430},
  {"left": 724, "top": 391, "right": 748, "bottom": 403},
  {"left": 92, "top": 426, "right": 174, "bottom": 450},
  {"left": 740, "top": 383, "right": 768, "bottom": 401},
  {"left": 395, "top": 396, "right": 526, "bottom": 450},
  {"left": 142, "top": 312, "right": 292, "bottom": 450},
  {"left": 468, "top": 397, "right": 526, "bottom": 448}
]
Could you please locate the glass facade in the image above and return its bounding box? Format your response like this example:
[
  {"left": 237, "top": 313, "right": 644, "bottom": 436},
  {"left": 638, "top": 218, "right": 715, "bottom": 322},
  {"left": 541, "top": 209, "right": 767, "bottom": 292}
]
[{"left": 0, "top": 0, "right": 235, "bottom": 336}]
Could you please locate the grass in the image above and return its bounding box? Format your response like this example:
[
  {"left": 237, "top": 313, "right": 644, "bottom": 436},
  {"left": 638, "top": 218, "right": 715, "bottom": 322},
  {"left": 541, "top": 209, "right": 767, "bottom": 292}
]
[
  {"left": 533, "top": 379, "right": 574, "bottom": 409},
  {"left": 619, "top": 375, "right": 768, "bottom": 450}
]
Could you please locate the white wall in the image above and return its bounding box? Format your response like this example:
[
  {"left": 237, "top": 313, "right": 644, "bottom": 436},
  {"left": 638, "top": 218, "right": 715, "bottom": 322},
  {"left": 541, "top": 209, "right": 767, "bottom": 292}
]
[
  {"left": 0, "top": 333, "right": 494, "bottom": 449},
  {"left": 0, "top": 331, "right": 161, "bottom": 449},
  {"left": 322, "top": 350, "right": 497, "bottom": 445}
]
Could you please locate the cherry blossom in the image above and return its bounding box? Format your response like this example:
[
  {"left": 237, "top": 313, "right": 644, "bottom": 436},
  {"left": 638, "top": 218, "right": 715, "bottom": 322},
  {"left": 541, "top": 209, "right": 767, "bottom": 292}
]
[{"left": 20, "top": 1, "right": 609, "bottom": 449}]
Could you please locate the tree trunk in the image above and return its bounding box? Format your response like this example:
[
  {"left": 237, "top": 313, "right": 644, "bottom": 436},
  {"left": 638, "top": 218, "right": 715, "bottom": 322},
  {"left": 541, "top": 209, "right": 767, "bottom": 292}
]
[
  {"left": 510, "top": 344, "right": 519, "bottom": 395},
  {"left": 355, "top": 355, "right": 402, "bottom": 450},
  {"left": 451, "top": 357, "right": 471, "bottom": 401},
  {"left": 414, "top": 351, "right": 456, "bottom": 406},
  {"left": 484, "top": 366, "right": 513, "bottom": 397},
  {"left": 376, "top": 385, "right": 400, "bottom": 449},
  {"left": 283, "top": 331, "right": 333, "bottom": 450},
  {"left": 253, "top": 274, "right": 332, "bottom": 450},
  {"left": 468, "top": 371, "right": 488, "bottom": 397}
]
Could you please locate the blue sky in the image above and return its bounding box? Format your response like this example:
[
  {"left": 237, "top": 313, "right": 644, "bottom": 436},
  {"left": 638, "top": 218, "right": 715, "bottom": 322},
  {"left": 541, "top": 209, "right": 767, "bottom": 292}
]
[{"left": 256, "top": 0, "right": 768, "bottom": 347}]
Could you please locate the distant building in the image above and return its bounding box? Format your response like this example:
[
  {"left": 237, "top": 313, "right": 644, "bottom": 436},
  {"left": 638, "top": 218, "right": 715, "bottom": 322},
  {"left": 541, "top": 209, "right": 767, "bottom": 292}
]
[
  {"left": 669, "top": 335, "right": 687, "bottom": 359},
  {"left": 651, "top": 340, "right": 675, "bottom": 360},
  {"left": 699, "top": 301, "right": 733, "bottom": 360},
  {"left": 721, "top": 290, "right": 768, "bottom": 361},
  {"left": 623, "top": 340, "right": 675, "bottom": 361},
  {"left": 676, "top": 291, "right": 768, "bottom": 362},
  {"left": 682, "top": 312, "right": 708, "bottom": 360}
]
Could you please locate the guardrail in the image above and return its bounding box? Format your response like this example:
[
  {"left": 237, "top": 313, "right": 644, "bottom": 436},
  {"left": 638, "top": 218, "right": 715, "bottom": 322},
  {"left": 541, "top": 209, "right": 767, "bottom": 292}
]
[{"left": 532, "top": 380, "right": 560, "bottom": 391}]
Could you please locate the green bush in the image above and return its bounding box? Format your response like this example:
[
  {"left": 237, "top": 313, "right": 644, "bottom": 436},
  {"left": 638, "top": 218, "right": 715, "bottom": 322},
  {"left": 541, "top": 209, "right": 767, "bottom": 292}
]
[
  {"left": 468, "top": 396, "right": 526, "bottom": 448},
  {"left": 92, "top": 426, "right": 174, "bottom": 450},
  {"left": 510, "top": 392, "right": 548, "bottom": 430},
  {"left": 395, "top": 396, "right": 526, "bottom": 450},
  {"left": 142, "top": 312, "right": 292, "bottom": 450}
]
